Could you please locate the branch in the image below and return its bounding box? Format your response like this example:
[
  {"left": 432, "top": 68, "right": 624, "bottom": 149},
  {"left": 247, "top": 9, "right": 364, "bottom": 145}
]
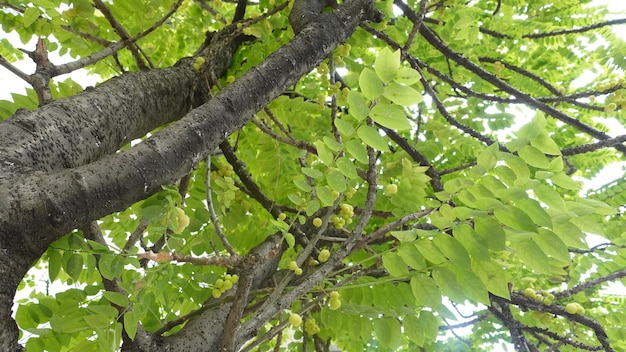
[
  {"left": 416, "top": 24, "right": 626, "bottom": 154},
  {"left": 93, "top": 0, "right": 150, "bottom": 69}
]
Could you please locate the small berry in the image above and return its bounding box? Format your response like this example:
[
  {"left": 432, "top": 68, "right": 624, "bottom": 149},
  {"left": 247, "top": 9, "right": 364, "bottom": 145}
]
[{"left": 289, "top": 313, "right": 302, "bottom": 327}]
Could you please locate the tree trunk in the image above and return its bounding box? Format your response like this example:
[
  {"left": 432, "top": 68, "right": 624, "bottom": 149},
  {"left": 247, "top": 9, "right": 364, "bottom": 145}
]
[{"left": 0, "top": 1, "right": 381, "bottom": 350}]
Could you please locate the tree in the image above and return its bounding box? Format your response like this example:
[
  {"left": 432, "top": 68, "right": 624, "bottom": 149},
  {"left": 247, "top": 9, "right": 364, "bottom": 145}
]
[{"left": 1, "top": 0, "right": 626, "bottom": 350}]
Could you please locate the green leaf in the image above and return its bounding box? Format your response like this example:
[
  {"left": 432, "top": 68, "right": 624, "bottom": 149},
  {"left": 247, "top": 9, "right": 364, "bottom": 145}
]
[
  {"left": 410, "top": 273, "right": 442, "bottom": 310},
  {"left": 397, "top": 243, "right": 427, "bottom": 270},
  {"left": 48, "top": 249, "right": 62, "bottom": 281},
  {"left": 456, "top": 222, "right": 495, "bottom": 258},
  {"left": 433, "top": 234, "right": 471, "bottom": 268},
  {"left": 432, "top": 265, "right": 465, "bottom": 303},
  {"left": 534, "top": 184, "right": 566, "bottom": 211},
  {"left": 390, "top": 230, "right": 417, "bottom": 243},
  {"left": 356, "top": 125, "right": 389, "bottom": 151},
  {"left": 103, "top": 291, "right": 129, "bottom": 307},
  {"left": 418, "top": 311, "right": 439, "bottom": 344},
  {"left": 99, "top": 253, "right": 124, "bottom": 280},
  {"left": 382, "top": 252, "right": 409, "bottom": 277},
  {"left": 370, "top": 102, "right": 411, "bottom": 130},
  {"left": 415, "top": 239, "right": 447, "bottom": 265},
  {"left": 83, "top": 314, "right": 112, "bottom": 329},
  {"left": 347, "top": 91, "right": 370, "bottom": 121},
  {"left": 518, "top": 145, "right": 551, "bottom": 169},
  {"left": 345, "top": 139, "right": 369, "bottom": 164},
  {"left": 509, "top": 236, "right": 551, "bottom": 274},
  {"left": 533, "top": 228, "right": 570, "bottom": 263},
  {"left": 403, "top": 315, "right": 425, "bottom": 346},
  {"left": 472, "top": 260, "right": 512, "bottom": 299},
  {"left": 374, "top": 317, "right": 402, "bottom": 350},
  {"left": 359, "top": 68, "right": 384, "bottom": 100},
  {"left": 382, "top": 82, "right": 423, "bottom": 106},
  {"left": 551, "top": 172, "right": 582, "bottom": 191},
  {"left": 124, "top": 310, "right": 140, "bottom": 340},
  {"left": 326, "top": 169, "right": 346, "bottom": 192},
  {"left": 301, "top": 167, "right": 323, "bottom": 179},
  {"left": 374, "top": 47, "right": 400, "bottom": 83},
  {"left": 394, "top": 67, "right": 421, "bottom": 85},
  {"left": 477, "top": 143, "right": 499, "bottom": 170},
  {"left": 518, "top": 113, "right": 546, "bottom": 139},
  {"left": 314, "top": 140, "right": 334, "bottom": 165},
  {"left": 323, "top": 136, "right": 343, "bottom": 152},
  {"left": 450, "top": 265, "right": 490, "bottom": 305},
  {"left": 514, "top": 198, "right": 552, "bottom": 227},
  {"left": 293, "top": 179, "right": 312, "bottom": 192},
  {"left": 531, "top": 131, "right": 561, "bottom": 155},
  {"left": 334, "top": 117, "right": 355, "bottom": 136},
  {"left": 316, "top": 185, "right": 335, "bottom": 206},
  {"left": 335, "top": 157, "right": 358, "bottom": 179},
  {"left": 305, "top": 199, "right": 320, "bottom": 216},
  {"left": 505, "top": 156, "right": 530, "bottom": 179},
  {"left": 63, "top": 253, "right": 83, "bottom": 281},
  {"left": 23, "top": 7, "right": 41, "bottom": 27},
  {"left": 494, "top": 205, "right": 537, "bottom": 232}
]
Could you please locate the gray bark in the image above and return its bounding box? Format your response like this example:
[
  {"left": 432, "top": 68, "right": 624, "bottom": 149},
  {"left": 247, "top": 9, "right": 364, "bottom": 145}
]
[{"left": 0, "top": 0, "right": 381, "bottom": 350}]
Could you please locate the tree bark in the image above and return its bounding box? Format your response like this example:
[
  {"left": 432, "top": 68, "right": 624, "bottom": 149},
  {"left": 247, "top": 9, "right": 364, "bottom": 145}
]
[{"left": 0, "top": 0, "right": 381, "bottom": 351}]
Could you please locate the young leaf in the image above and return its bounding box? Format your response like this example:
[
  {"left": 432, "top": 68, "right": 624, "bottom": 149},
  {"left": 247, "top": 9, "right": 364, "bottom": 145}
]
[
  {"left": 382, "top": 82, "right": 423, "bottom": 106},
  {"left": 374, "top": 47, "right": 400, "bottom": 83},
  {"left": 370, "top": 102, "right": 411, "bottom": 130},
  {"left": 358, "top": 68, "right": 384, "bottom": 100},
  {"left": 356, "top": 125, "right": 389, "bottom": 151}
]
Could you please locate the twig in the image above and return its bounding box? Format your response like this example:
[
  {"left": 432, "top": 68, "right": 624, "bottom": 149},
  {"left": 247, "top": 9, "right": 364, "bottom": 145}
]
[
  {"left": 205, "top": 155, "right": 237, "bottom": 255},
  {"left": 93, "top": 0, "right": 150, "bottom": 69}
]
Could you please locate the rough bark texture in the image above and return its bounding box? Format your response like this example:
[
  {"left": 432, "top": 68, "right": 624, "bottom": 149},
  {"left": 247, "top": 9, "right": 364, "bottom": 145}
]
[{"left": 0, "top": 0, "right": 381, "bottom": 351}]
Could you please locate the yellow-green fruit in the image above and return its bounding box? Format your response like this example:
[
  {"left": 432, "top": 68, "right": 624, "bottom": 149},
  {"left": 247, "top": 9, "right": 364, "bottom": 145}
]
[
  {"left": 212, "top": 289, "right": 221, "bottom": 299},
  {"left": 289, "top": 313, "right": 302, "bottom": 327},
  {"left": 230, "top": 274, "right": 239, "bottom": 283},
  {"left": 524, "top": 288, "right": 536, "bottom": 298},
  {"left": 312, "top": 217, "right": 323, "bottom": 227},
  {"left": 215, "top": 279, "right": 224, "bottom": 289},
  {"left": 288, "top": 261, "right": 298, "bottom": 271},
  {"left": 329, "top": 298, "right": 341, "bottom": 310},
  {"left": 193, "top": 56, "right": 206, "bottom": 71},
  {"left": 318, "top": 249, "right": 330, "bottom": 263},
  {"left": 278, "top": 213, "right": 287, "bottom": 221},
  {"left": 576, "top": 306, "right": 585, "bottom": 315},
  {"left": 174, "top": 207, "right": 190, "bottom": 233},
  {"left": 294, "top": 267, "right": 303, "bottom": 275},
  {"left": 565, "top": 303, "right": 579, "bottom": 314},
  {"left": 227, "top": 75, "right": 235, "bottom": 83},
  {"left": 543, "top": 297, "right": 553, "bottom": 305},
  {"left": 385, "top": 184, "right": 398, "bottom": 195},
  {"left": 330, "top": 291, "right": 340, "bottom": 299},
  {"left": 223, "top": 280, "right": 233, "bottom": 290},
  {"left": 305, "top": 318, "right": 321, "bottom": 335}
]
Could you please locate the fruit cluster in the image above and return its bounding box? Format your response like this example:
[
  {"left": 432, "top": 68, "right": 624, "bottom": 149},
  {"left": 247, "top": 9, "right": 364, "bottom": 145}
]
[
  {"left": 211, "top": 162, "right": 234, "bottom": 179},
  {"left": 211, "top": 273, "right": 240, "bottom": 299},
  {"left": 173, "top": 207, "right": 190, "bottom": 234},
  {"left": 524, "top": 288, "right": 554, "bottom": 305},
  {"left": 330, "top": 203, "right": 353, "bottom": 229},
  {"left": 565, "top": 302, "right": 585, "bottom": 315},
  {"left": 305, "top": 318, "right": 321, "bottom": 335},
  {"left": 288, "top": 260, "right": 303, "bottom": 275}
]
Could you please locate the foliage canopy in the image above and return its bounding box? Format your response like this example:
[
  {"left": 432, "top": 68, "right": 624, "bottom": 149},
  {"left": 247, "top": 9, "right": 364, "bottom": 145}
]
[{"left": 1, "top": 0, "right": 626, "bottom": 351}]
